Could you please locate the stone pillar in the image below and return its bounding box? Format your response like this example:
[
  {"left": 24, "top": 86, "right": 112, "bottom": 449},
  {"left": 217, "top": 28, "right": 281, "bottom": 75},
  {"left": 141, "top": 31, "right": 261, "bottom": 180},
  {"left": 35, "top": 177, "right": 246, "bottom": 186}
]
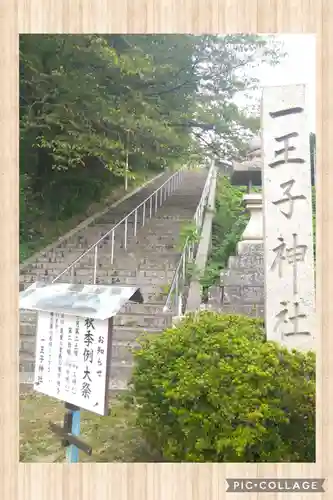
[{"left": 237, "top": 193, "right": 263, "bottom": 254}]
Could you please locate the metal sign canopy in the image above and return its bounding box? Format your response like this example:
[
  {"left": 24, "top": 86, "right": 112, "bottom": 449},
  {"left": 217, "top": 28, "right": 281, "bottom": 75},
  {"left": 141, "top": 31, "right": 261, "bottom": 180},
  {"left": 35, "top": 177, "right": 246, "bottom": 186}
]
[{"left": 19, "top": 281, "right": 144, "bottom": 319}]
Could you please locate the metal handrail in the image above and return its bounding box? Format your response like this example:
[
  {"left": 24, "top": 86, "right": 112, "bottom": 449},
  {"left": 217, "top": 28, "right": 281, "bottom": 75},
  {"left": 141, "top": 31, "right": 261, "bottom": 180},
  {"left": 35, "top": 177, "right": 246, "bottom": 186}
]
[
  {"left": 163, "top": 161, "right": 216, "bottom": 315},
  {"left": 52, "top": 166, "right": 187, "bottom": 284}
]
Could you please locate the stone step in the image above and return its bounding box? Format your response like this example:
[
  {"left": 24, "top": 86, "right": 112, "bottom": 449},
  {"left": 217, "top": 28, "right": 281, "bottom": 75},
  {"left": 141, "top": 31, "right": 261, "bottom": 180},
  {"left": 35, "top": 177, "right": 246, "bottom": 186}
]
[
  {"left": 111, "top": 341, "right": 140, "bottom": 363},
  {"left": 19, "top": 354, "right": 35, "bottom": 374},
  {"left": 23, "top": 254, "right": 138, "bottom": 273},
  {"left": 36, "top": 232, "right": 135, "bottom": 254},
  {"left": 139, "top": 228, "right": 178, "bottom": 236},
  {"left": 150, "top": 212, "right": 195, "bottom": 220},
  {"left": 157, "top": 204, "right": 202, "bottom": 213},
  {"left": 136, "top": 257, "right": 179, "bottom": 270},
  {"left": 108, "top": 361, "right": 134, "bottom": 391},
  {"left": 21, "top": 263, "right": 141, "bottom": 281},
  {"left": 221, "top": 304, "right": 264, "bottom": 317},
  {"left": 22, "top": 247, "right": 179, "bottom": 272},
  {"left": 222, "top": 285, "right": 264, "bottom": 305},
  {"left": 22, "top": 263, "right": 139, "bottom": 276},
  {"left": 112, "top": 325, "right": 162, "bottom": 342},
  {"left": 96, "top": 284, "right": 170, "bottom": 302},
  {"left": 20, "top": 335, "right": 36, "bottom": 354},
  {"left": 113, "top": 312, "right": 172, "bottom": 329},
  {"left": 77, "top": 268, "right": 176, "bottom": 281},
  {"left": 136, "top": 269, "right": 176, "bottom": 280},
  {"left": 221, "top": 270, "right": 264, "bottom": 287},
  {"left": 22, "top": 273, "right": 173, "bottom": 289},
  {"left": 96, "top": 211, "right": 152, "bottom": 225},
  {"left": 61, "top": 239, "right": 136, "bottom": 253},
  {"left": 20, "top": 321, "right": 37, "bottom": 337},
  {"left": 107, "top": 276, "right": 173, "bottom": 287},
  {"left": 129, "top": 242, "right": 178, "bottom": 253},
  {"left": 120, "top": 301, "right": 165, "bottom": 315},
  {"left": 21, "top": 268, "right": 178, "bottom": 289},
  {"left": 132, "top": 233, "right": 179, "bottom": 243}
]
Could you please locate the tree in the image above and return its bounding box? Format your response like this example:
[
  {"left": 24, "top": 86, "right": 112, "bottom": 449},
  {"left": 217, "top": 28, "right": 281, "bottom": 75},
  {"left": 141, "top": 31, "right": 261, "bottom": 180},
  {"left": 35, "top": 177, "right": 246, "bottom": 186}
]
[
  {"left": 191, "top": 35, "right": 284, "bottom": 161},
  {"left": 20, "top": 34, "right": 282, "bottom": 177},
  {"left": 19, "top": 34, "right": 283, "bottom": 255}
]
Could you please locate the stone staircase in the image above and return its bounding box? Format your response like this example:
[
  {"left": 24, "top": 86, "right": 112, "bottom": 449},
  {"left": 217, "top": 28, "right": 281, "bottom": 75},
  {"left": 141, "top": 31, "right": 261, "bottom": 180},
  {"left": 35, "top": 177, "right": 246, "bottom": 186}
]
[{"left": 20, "top": 167, "right": 209, "bottom": 390}]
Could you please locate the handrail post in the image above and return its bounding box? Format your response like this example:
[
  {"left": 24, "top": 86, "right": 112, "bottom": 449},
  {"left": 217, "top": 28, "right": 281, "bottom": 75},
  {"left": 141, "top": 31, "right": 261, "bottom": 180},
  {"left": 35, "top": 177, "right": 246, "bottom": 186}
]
[
  {"left": 149, "top": 196, "right": 153, "bottom": 218},
  {"left": 134, "top": 209, "right": 138, "bottom": 237},
  {"left": 178, "top": 295, "right": 182, "bottom": 317},
  {"left": 155, "top": 191, "right": 158, "bottom": 213},
  {"left": 142, "top": 202, "right": 146, "bottom": 226},
  {"left": 124, "top": 218, "right": 128, "bottom": 250},
  {"left": 110, "top": 229, "right": 115, "bottom": 265},
  {"left": 160, "top": 187, "right": 163, "bottom": 206},
  {"left": 175, "top": 273, "right": 179, "bottom": 315},
  {"left": 93, "top": 245, "right": 98, "bottom": 285}
]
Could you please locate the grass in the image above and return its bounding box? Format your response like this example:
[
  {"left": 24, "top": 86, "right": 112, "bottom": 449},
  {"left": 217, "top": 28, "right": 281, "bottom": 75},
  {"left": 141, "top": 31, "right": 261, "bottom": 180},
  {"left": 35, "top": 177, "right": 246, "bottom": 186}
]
[
  {"left": 20, "top": 391, "right": 160, "bottom": 463},
  {"left": 20, "top": 170, "right": 159, "bottom": 263}
]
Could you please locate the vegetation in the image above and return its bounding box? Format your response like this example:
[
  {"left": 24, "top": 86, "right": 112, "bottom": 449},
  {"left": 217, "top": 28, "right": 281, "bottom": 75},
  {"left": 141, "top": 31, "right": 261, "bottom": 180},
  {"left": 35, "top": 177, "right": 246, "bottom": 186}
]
[
  {"left": 200, "top": 175, "right": 249, "bottom": 292},
  {"left": 129, "top": 311, "right": 315, "bottom": 462},
  {"left": 20, "top": 34, "right": 282, "bottom": 261},
  {"left": 20, "top": 392, "right": 157, "bottom": 462}
]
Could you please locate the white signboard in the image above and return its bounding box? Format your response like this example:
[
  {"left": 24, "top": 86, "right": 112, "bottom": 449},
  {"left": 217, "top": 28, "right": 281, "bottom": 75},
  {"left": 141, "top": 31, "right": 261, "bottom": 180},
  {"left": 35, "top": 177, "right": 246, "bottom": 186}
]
[
  {"left": 262, "top": 84, "right": 316, "bottom": 352},
  {"left": 34, "top": 311, "right": 110, "bottom": 415}
]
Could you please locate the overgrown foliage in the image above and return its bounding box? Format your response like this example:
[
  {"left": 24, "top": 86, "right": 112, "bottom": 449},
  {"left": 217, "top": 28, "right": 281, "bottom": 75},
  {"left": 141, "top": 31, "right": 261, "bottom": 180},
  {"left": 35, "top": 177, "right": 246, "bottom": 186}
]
[
  {"left": 20, "top": 34, "right": 282, "bottom": 261},
  {"left": 200, "top": 175, "right": 249, "bottom": 290},
  {"left": 129, "top": 311, "right": 315, "bottom": 462}
]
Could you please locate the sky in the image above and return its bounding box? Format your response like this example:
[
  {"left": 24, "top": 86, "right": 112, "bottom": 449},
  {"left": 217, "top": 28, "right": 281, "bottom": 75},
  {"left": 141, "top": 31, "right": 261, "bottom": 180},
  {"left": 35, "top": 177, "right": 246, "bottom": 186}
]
[{"left": 234, "top": 34, "right": 316, "bottom": 132}]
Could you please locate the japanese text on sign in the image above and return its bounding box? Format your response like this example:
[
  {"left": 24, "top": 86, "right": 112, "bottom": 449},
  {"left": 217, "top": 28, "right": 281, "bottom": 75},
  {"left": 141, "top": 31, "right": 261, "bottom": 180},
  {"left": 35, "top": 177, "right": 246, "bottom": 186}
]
[
  {"left": 262, "top": 84, "right": 315, "bottom": 351},
  {"left": 34, "top": 313, "right": 110, "bottom": 415}
]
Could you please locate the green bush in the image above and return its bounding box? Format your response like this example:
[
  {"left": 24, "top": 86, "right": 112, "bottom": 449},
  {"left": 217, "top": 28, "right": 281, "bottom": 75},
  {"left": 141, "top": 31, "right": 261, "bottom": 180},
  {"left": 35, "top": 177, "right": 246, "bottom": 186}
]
[{"left": 130, "top": 311, "right": 315, "bottom": 462}]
